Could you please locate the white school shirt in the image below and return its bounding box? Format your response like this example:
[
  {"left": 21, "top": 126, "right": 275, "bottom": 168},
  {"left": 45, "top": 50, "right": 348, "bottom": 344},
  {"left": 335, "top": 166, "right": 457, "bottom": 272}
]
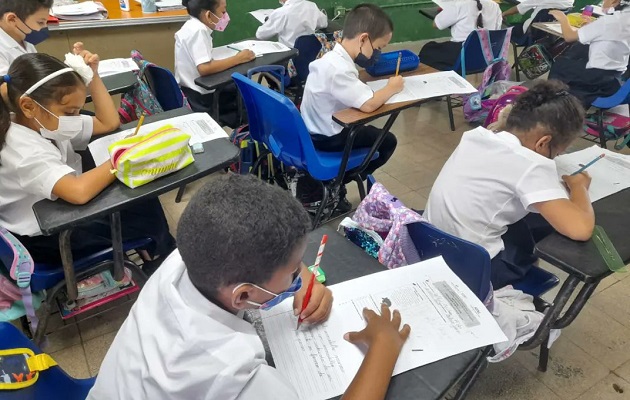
[
  {"left": 0, "top": 118, "right": 93, "bottom": 236},
  {"left": 0, "top": 28, "right": 37, "bottom": 75},
  {"left": 255, "top": 0, "right": 328, "bottom": 47},
  {"left": 301, "top": 44, "right": 374, "bottom": 137},
  {"left": 87, "top": 250, "right": 298, "bottom": 400},
  {"left": 577, "top": 10, "right": 630, "bottom": 72},
  {"left": 175, "top": 17, "right": 214, "bottom": 95},
  {"left": 424, "top": 127, "right": 568, "bottom": 258},
  {"left": 517, "top": 0, "right": 574, "bottom": 33},
  {"left": 434, "top": 0, "right": 502, "bottom": 42}
]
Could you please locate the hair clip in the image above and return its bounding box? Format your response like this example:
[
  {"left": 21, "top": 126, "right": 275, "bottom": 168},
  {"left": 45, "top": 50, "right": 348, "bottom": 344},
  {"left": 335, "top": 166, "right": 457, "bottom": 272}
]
[
  {"left": 3, "top": 74, "right": 10, "bottom": 84},
  {"left": 555, "top": 90, "right": 570, "bottom": 97}
]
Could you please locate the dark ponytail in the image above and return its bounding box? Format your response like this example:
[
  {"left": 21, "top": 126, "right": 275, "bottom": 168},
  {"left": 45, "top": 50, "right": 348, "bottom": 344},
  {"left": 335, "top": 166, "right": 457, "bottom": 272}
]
[
  {"left": 506, "top": 80, "right": 585, "bottom": 147},
  {"left": 183, "top": 0, "right": 220, "bottom": 19},
  {"left": 475, "top": 0, "right": 483, "bottom": 28},
  {"left": 0, "top": 53, "right": 84, "bottom": 154}
]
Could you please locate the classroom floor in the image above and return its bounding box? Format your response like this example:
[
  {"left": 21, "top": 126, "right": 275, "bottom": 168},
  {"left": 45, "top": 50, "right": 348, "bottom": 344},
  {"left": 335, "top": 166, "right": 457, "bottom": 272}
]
[{"left": 32, "top": 41, "right": 630, "bottom": 399}]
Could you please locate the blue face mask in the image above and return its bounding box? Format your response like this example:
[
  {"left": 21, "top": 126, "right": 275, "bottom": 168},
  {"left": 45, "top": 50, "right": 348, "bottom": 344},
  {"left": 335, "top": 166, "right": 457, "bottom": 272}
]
[
  {"left": 24, "top": 27, "right": 50, "bottom": 46},
  {"left": 234, "top": 274, "right": 303, "bottom": 311}
]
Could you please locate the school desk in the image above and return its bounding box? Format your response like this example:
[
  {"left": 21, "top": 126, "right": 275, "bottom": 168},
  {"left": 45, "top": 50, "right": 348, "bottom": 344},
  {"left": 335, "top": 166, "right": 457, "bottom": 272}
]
[
  {"left": 248, "top": 224, "right": 489, "bottom": 400},
  {"left": 31, "top": 107, "right": 238, "bottom": 307},
  {"left": 518, "top": 188, "right": 630, "bottom": 372},
  {"left": 419, "top": 7, "right": 440, "bottom": 21},
  {"left": 85, "top": 71, "right": 137, "bottom": 102},
  {"left": 531, "top": 22, "right": 565, "bottom": 38},
  {"left": 194, "top": 47, "right": 299, "bottom": 120}
]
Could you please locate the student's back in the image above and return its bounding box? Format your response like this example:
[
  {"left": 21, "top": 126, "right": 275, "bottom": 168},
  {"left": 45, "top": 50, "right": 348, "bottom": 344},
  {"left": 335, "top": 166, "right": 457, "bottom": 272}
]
[
  {"left": 255, "top": 0, "right": 327, "bottom": 47},
  {"left": 435, "top": 0, "right": 502, "bottom": 42}
]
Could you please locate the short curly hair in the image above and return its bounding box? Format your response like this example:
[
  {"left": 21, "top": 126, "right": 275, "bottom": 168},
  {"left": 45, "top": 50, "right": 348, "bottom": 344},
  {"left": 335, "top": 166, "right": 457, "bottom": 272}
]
[{"left": 177, "top": 174, "right": 312, "bottom": 299}]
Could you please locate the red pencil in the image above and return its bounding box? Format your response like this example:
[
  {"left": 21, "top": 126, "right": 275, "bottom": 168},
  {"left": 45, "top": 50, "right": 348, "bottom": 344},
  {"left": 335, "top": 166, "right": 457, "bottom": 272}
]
[{"left": 296, "top": 273, "right": 316, "bottom": 330}]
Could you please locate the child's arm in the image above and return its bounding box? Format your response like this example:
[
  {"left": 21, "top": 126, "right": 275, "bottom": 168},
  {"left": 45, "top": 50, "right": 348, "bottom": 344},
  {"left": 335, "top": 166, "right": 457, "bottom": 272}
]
[
  {"left": 255, "top": 14, "right": 281, "bottom": 41},
  {"left": 341, "top": 304, "right": 411, "bottom": 400},
  {"left": 533, "top": 173, "right": 595, "bottom": 241},
  {"left": 502, "top": 6, "right": 520, "bottom": 18},
  {"left": 549, "top": 10, "right": 579, "bottom": 42},
  {"left": 197, "top": 50, "right": 256, "bottom": 76},
  {"left": 359, "top": 76, "right": 404, "bottom": 113},
  {"left": 52, "top": 161, "right": 116, "bottom": 205},
  {"left": 316, "top": 9, "right": 328, "bottom": 29},
  {"left": 73, "top": 43, "right": 121, "bottom": 135}
]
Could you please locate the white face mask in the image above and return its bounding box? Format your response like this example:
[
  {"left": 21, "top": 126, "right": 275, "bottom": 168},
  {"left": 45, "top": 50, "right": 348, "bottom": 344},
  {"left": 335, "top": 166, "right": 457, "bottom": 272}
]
[{"left": 32, "top": 100, "right": 84, "bottom": 142}]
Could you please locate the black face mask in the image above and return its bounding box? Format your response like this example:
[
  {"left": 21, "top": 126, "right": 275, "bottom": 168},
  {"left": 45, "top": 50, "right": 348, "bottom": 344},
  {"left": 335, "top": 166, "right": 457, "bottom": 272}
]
[
  {"left": 354, "top": 36, "right": 381, "bottom": 68},
  {"left": 24, "top": 27, "right": 49, "bottom": 46}
]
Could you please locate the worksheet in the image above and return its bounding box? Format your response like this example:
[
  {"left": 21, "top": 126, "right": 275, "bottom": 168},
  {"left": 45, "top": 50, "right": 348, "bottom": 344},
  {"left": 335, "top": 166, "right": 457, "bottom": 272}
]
[
  {"left": 366, "top": 71, "right": 477, "bottom": 104},
  {"left": 539, "top": 22, "right": 563, "bottom": 35},
  {"left": 228, "top": 40, "right": 291, "bottom": 57},
  {"left": 88, "top": 113, "right": 228, "bottom": 165},
  {"left": 261, "top": 257, "right": 507, "bottom": 400},
  {"left": 98, "top": 58, "right": 139, "bottom": 77},
  {"left": 249, "top": 9, "right": 275, "bottom": 24},
  {"left": 555, "top": 146, "right": 630, "bottom": 202},
  {"left": 212, "top": 46, "right": 239, "bottom": 61}
]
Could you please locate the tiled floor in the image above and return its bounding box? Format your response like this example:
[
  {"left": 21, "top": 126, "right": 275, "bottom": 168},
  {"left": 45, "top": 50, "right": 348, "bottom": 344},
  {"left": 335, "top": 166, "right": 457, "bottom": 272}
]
[{"left": 30, "top": 41, "right": 630, "bottom": 399}]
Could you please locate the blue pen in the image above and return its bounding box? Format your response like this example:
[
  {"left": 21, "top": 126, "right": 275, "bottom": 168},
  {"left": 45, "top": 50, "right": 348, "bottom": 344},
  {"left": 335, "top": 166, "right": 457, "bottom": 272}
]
[{"left": 571, "top": 153, "right": 605, "bottom": 175}]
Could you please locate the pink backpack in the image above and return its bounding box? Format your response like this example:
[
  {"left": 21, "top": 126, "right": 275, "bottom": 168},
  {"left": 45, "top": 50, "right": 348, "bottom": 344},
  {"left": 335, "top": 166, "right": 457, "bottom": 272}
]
[
  {"left": 462, "top": 28, "right": 513, "bottom": 124},
  {"left": 483, "top": 86, "right": 528, "bottom": 128},
  {"left": 338, "top": 183, "right": 423, "bottom": 269}
]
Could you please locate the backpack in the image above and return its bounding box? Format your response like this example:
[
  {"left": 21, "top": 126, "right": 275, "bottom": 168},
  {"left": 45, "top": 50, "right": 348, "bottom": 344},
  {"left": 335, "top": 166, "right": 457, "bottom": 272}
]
[
  {"left": 118, "top": 50, "right": 190, "bottom": 124},
  {"left": 338, "top": 183, "right": 423, "bottom": 269},
  {"left": 483, "top": 85, "right": 528, "bottom": 128},
  {"left": 584, "top": 112, "right": 630, "bottom": 149},
  {"left": 462, "top": 28, "right": 513, "bottom": 124}
]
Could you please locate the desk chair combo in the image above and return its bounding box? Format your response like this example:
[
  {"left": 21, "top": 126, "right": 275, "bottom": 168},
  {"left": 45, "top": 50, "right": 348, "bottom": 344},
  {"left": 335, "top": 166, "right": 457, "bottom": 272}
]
[{"left": 232, "top": 72, "right": 380, "bottom": 227}]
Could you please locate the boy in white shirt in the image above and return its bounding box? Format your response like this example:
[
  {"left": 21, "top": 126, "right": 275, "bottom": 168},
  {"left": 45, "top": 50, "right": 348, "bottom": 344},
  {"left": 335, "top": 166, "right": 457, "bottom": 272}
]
[
  {"left": 256, "top": 0, "right": 328, "bottom": 47},
  {"left": 548, "top": 0, "right": 630, "bottom": 107},
  {"left": 300, "top": 4, "right": 403, "bottom": 211},
  {"left": 88, "top": 174, "right": 411, "bottom": 400},
  {"left": 425, "top": 81, "right": 594, "bottom": 289},
  {"left": 419, "top": 0, "right": 502, "bottom": 70},
  {"left": 502, "top": 0, "right": 574, "bottom": 44}
]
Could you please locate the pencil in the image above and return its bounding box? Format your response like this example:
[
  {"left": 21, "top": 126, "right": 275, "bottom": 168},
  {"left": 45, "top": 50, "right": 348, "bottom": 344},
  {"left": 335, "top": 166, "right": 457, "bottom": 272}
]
[
  {"left": 296, "top": 274, "right": 316, "bottom": 330},
  {"left": 132, "top": 114, "right": 145, "bottom": 136},
  {"left": 395, "top": 52, "right": 402, "bottom": 76},
  {"left": 313, "top": 234, "right": 328, "bottom": 272},
  {"left": 571, "top": 153, "right": 605, "bottom": 175}
]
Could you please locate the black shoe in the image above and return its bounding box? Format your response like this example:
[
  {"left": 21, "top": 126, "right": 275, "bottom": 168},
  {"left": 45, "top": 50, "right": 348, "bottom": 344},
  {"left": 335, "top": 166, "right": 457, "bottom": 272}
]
[
  {"left": 334, "top": 196, "right": 353, "bottom": 214},
  {"left": 296, "top": 176, "right": 323, "bottom": 204}
]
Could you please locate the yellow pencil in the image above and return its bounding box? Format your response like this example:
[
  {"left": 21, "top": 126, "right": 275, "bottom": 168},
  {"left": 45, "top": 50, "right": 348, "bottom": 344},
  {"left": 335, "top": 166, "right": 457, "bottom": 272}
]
[
  {"left": 395, "top": 52, "right": 402, "bottom": 76},
  {"left": 132, "top": 114, "right": 145, "bottom": 136}
]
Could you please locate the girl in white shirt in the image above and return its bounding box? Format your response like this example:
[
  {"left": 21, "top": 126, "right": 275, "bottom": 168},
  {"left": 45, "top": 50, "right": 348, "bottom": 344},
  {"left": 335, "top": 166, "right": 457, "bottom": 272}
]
[
  {"left": 255, "top": 0, "right": 328, "bottom": 47},
  {"left": 176, "top": 0, "right": 255, "bottom": 125},
  {"left": 502, "top": 0, "right": 574, "bottom": 45},
  {"left": 425, "top": 81, "right": 594, "bottom": 288},
  {"left": 0, "top": 52, "right": 175, "bottom": 267},
  {"left": 548, "top": 0, "right": 630, "bottom": 108},
  {"left": 418, "top": 0, "right": 502, "bottom": 70}
]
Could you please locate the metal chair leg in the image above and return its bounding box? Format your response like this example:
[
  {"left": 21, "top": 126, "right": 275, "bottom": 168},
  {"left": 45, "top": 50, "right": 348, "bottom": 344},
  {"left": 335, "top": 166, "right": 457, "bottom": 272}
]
[
  {"left": 175, "top": 185, "right": 186, "bottom": 203},
  {"left": 513, "top": 44, "right": 521, "bottom": 81},
  {"left": 538, "top": 337, "right": 550, "bottom": 372},
  {"left": 354, "top": 176, "right": 366, "bottom": 200},
  {"left": 312, "top": 185, "right": 331, "bottom": 229},
  {"left": 447, "top": 96, "right": 455, "bottom": 132},
  {"left": 597, "top": 109, "right": 607, "bottom": 149}
]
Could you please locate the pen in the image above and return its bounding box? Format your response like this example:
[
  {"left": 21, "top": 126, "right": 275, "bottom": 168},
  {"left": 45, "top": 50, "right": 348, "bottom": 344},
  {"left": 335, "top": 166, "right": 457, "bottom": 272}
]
[
  {"left": 571, "top": 153, "right": 605, "bottom": 175},
  {"left": 297, "top": 234, "right": 328, "bottom": 330},
  {"left": 395, "top": 52, "right": 402, "bottom": 76},
  {"left": 132, "top": 114, "right": 145, "bottom": 136},
  {"left": 227, "top": 45, "right": 241, "bottom": 52}
]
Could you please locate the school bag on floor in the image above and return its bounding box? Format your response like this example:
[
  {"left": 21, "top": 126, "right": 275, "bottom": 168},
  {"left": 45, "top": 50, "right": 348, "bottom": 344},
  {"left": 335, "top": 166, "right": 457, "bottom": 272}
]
[
  {"left": 462, "top": 28, "right": 513, "bottom": 124},
  {"left": 517, "top": 36, "right": 571, "bottom": 80},
  {"left": 483, "top": 86, "right": 528, "bottom": 128},
  {"left": 338, "top": 183, "right": 423, "bottom": 269},
  {"left": 584, "top": 112, "right": 630, "bottom": 149}
]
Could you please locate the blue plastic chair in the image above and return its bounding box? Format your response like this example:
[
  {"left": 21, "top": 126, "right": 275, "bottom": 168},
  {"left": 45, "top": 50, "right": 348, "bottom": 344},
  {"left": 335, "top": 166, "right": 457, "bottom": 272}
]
[
  {"left": 232, "top": 72, "right": 379, "bottom": 227},
  {"left": 0, "top": 322, "right": 96, "bottom": 399},
  {"left": 144, "top": 64, "right": 186, "bottom": 111},
  {"left": 590, "top": 80, "right": 630, "bottom": 149}
]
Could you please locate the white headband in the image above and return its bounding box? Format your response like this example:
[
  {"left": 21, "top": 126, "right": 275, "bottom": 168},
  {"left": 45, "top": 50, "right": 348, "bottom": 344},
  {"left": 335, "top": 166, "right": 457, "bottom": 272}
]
[
  {"left": 20, "top": 53, "right": 94, "bottom": 98},
  {"left": 22, "top": 68, "right": 74, "bottom": 97}
]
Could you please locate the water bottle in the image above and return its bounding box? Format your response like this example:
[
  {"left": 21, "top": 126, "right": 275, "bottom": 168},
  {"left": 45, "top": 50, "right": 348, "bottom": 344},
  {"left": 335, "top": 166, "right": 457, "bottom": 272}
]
[
  {"left": 141, "top": 0, "right": 157, "bottom": 13},
  {"left": 119, "top": 0, "right": 131, "bottom": 11}
]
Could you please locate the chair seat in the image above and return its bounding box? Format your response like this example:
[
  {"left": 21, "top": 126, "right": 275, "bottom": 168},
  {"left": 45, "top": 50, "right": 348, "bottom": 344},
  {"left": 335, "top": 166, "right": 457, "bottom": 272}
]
[
  {"left": 309, "top": 148, "right": 379, "bottom": 181},
  {"left": 512, "top": 265, "right": 560, "bottom": 298},
  {"left": 31, "top": 238, "right": 153, "bottom": 292},
  {"left": 591, "top": 83, "right": 630, "bottom": 109}
]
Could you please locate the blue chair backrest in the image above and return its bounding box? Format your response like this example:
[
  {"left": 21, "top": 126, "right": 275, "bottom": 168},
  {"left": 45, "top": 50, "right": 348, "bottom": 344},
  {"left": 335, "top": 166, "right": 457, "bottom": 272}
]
[
  {"left": 407, "top": 221, "right": 492, "bottom": 301},
  {"left": 145, "top": 65, "right": 185, "bottom": 111},
  {"left": 0, "top": 322, "right": 96, "bottom": 399},
  {"left": 293, "top": 34, "right": 322, "bottom": 82},
  {"left": 453, "top": 29, "right": 510, "bottom": 75},
  {"left": 232, "top": 73, "right": 319, "bottom": 171}
]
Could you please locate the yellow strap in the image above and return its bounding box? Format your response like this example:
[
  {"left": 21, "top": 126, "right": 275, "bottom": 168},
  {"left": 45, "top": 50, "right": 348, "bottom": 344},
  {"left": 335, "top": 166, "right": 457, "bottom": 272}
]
[{"left": 26, "top": 354, "right": 57, "bottom": 372}]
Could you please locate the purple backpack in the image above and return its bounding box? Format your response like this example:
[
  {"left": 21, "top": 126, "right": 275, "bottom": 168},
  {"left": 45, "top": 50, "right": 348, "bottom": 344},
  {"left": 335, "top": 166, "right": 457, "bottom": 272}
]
[
  {"left": 483, "top": 86, "right": 528, "bottom": 128},
  {"left": 338, "top": 183, "right": 423, "bottom": 269},
  {"left": 462, "top": 28, "right": 513, "bottom": 124}
]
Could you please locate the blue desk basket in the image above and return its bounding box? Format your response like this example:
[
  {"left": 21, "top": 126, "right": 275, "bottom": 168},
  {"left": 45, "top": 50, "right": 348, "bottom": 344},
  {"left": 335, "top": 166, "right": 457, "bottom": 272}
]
[{"left": 365, "top": 50, "right": 419, "bottom": 77}]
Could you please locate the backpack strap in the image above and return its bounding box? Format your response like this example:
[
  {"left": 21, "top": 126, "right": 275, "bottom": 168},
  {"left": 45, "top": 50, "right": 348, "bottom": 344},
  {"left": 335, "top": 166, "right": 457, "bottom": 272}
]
[
  {"left": 477, "top": 29, "right": 495, "bottom": 65},
  {"left": 496, "top": 27, "right": 513, "bottom": 61}
]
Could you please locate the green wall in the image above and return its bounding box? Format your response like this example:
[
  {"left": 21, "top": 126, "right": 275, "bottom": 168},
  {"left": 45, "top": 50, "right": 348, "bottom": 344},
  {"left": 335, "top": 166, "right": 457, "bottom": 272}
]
[{"left": 214, "top": 0, "right": 597, "bottom": 46}]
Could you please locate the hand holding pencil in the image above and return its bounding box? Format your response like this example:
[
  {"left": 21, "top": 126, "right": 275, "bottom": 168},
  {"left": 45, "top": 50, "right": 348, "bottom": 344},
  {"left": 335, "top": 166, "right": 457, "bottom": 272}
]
[{"left": 294, "top": 235, "right": 333, "bottom": 328}]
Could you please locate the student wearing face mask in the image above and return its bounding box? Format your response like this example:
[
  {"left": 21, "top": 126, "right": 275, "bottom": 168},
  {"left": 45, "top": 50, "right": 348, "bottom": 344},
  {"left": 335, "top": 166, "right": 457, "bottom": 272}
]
[
  {"left": 300, "top": 4, "right": 403, "bottom": 212},
  {"left": 88, "top": 174, "right": 411, "bottom": 400},
  {"left": 0, "top": 52, "right": 175, "bottom": 271},
  {"left": 424, "top": 81, "right": 594, "bottom": 289},
  {"left": 175, "top": 0, "right": 255, "bottom": 125}
]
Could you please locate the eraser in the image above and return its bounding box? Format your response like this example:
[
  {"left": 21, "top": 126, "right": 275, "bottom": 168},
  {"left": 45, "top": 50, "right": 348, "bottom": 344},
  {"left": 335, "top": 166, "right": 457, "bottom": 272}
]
[
  {"left": 308, "top": 265, "right": 326, "bottom": 283},
  {"left": 191, "top": 143, "right": 205, "bottom": 154}
]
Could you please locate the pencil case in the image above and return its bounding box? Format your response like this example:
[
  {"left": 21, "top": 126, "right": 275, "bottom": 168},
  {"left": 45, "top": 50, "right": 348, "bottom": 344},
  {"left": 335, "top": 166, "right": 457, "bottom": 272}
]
[
  {"left": 365, "top": 50, "right": 419, "bottom": 77},
  {"left": 108, "top": 124, "right": 195, "bottom": 189}
]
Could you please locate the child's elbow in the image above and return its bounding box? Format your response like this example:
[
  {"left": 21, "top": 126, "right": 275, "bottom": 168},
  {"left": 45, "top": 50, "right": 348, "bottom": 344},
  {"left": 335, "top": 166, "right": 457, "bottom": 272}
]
[
  {"left": 564, "top": 220, "right": 595, "bottom": 242},
  {"left": 359, "top": 102, "right": 378, "bottom": 113},
  {"left": 105, "top": 119, "right": 121, "bottom": 132}
]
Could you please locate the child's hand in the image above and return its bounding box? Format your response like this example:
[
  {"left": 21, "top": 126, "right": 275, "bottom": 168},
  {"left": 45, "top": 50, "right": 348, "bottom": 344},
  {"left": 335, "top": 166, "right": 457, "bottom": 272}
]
[
  {"left": 549, "top": 10, "right": 568, "bottom": 23},
  {"left": 387, "top": 75, "right": 404, "bottom": 94},
  {"left": 73, "top": 42, "right": 100, "bottom": 73},
  {"left": 562, "top": 172, "right": 592, "bottom": 191},
  {"left": 72, "top": 42, "right": 85, "bottom": 55},
  {"left": 344, "top": 303, "right": 411, "bottom": 352},
  {"left": 293, "top": 269, "right": 333, "bottom": 324},
  {"left": 236, "top": 50, "right": 256, "bottom": 64}
]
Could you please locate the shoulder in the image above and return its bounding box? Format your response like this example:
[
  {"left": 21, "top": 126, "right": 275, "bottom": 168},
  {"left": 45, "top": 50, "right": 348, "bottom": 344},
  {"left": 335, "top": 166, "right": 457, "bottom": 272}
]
[{"left": 4, "top": 123, "right": 53, "bottom": 153}]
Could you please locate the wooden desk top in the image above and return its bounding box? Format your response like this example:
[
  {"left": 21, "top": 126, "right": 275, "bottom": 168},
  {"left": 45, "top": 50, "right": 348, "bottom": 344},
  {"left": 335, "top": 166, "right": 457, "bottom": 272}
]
[
  {"left": 531, "top": 22, "right": 564, "bottom": 38},
  {"left": 333, "top": 64, "right": 439, "bottom": 127},
  {"left": 50, "top": 0, "right": 189, "bottom": 31}
]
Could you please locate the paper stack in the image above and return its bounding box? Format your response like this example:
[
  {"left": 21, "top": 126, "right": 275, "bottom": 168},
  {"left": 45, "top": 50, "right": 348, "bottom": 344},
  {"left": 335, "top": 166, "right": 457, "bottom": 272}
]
[
  {"left": 156, "top": 0, "right": 186, "bottom": 11},
  {"left": 98, "top": 58, "right": 139, "bottom": 77},
  {"left": 51, "top": 1, "right": 108, "bottom": 20}
]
